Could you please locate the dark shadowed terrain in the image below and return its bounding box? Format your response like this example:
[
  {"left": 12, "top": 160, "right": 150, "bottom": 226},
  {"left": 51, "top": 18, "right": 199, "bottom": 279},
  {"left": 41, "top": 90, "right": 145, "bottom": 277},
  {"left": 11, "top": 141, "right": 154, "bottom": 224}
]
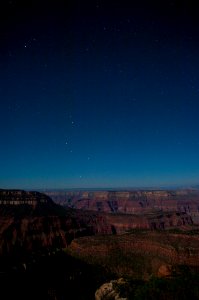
[{"left": 0, "top": 189, "right": 199, "bottom": 299}]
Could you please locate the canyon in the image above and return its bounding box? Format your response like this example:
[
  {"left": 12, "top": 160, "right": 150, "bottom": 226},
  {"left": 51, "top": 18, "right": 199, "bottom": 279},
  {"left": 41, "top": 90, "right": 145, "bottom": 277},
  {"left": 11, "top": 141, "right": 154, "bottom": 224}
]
[
  {"left": 0, "top": 188, "right": 199, "bottom": 299},
  {"left": 45, "top": 189, "right": 199, "bottom": 221},
  {"left": 44, "top": 189, "right": 199, "bottom": 232},
  {"left": 0, "top": 188, "right": 198, "bottom": 258},
  {"left": 0, "top": 189, "right": 112, "bottom": 256}
]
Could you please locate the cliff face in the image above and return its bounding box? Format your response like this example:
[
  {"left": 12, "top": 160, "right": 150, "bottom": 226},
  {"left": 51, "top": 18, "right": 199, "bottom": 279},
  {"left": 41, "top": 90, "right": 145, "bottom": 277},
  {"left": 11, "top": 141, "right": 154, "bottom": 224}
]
[
  {"left": 0, "top": 189, "right": 112, "bottom": 256},
  {"left": 0, "top": 189, "right": 52, "bottom": 206},
  {"left": 45, "top": 189, "right": 199, "bottom": 223},
  {"left": 0, "top": 214, "right": 112, "bottom": 256}
]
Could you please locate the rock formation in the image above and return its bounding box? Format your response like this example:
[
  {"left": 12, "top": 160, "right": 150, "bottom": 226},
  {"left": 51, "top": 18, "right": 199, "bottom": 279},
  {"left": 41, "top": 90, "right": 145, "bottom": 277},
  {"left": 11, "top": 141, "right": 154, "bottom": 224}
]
[
  {"left": 45, "top": 189, "right": 199, "bottom": 223},
  {"left": 95, "top": 278, "right": 127, "bottom": 300},
  {"left": 0, "top": 189, "right": 198, "bottom": 257},
  {"left": 1, "top": 189, "right": 199, "bottom": 300},
  {"left": 67, "top": 231, "right": 199, "bottom": 279},
  {"left": 0, "top": 189, "right": 112, "bottom": 256}
]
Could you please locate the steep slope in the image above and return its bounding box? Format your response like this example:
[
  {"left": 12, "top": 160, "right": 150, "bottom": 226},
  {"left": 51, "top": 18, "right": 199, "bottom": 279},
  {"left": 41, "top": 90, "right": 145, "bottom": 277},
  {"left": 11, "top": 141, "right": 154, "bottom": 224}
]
[{"left": 0, "top": 189, "right": 112, "bottom": 256}]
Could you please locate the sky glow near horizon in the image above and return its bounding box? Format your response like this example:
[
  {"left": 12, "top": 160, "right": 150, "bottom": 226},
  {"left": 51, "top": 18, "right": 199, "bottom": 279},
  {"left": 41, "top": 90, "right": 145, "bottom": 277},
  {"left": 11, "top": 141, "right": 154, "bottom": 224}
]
[{"left": 0, "top": 0, "right": 199, "bottom": 189}]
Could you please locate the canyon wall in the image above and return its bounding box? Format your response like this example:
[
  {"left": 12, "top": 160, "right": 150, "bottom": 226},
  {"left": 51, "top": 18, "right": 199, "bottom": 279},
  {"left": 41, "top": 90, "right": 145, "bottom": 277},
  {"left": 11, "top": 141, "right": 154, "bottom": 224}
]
[
  {"left": 0, "top": 189, "right": 112, "bottom": 256},
  {"left": 45, "top": 189, "right": 199, "bottom": 223}
]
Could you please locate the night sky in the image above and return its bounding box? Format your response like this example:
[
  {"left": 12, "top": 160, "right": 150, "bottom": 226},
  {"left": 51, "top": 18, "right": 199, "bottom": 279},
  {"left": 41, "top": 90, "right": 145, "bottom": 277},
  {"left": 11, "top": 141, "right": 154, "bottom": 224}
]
[{"left": 0, "top": 0, "right": 199, "bottom": 189}]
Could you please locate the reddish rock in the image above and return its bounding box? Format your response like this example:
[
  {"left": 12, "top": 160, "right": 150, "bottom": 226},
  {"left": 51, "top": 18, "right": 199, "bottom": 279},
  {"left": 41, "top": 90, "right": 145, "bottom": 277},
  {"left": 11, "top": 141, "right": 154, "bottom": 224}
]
[
  {"left": 0, "top": 189, "right": 112, "bottom": 256},
  {"left": 157, "top": 264, "right": 172, "bottom": 277},
  {"left": 45, "top": 189, "right": 199, "bottom": 224},
  {"left": 67, "top": 232, "right": 199, "bottom": 279}
]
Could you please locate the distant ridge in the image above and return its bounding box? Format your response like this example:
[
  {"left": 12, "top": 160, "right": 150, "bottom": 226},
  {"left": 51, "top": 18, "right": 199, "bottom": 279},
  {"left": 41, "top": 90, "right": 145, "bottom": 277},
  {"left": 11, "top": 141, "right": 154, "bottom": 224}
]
[{"left": 40, "top": 184, "right": 199, "bottom": 192}]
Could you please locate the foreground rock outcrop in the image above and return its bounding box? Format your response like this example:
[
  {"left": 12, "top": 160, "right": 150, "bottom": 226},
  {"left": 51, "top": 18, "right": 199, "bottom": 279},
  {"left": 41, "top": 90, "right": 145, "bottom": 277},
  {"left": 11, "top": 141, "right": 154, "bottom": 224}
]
[{"left": 95, "top": 278, "right": 127, "bottom": 300}]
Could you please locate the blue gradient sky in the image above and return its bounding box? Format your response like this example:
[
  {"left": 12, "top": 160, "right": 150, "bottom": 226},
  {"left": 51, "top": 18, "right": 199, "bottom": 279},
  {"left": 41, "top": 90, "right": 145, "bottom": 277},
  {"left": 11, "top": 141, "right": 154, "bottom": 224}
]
[{"left": 0, "top": 1, "right": 199, "bottom": 189}]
